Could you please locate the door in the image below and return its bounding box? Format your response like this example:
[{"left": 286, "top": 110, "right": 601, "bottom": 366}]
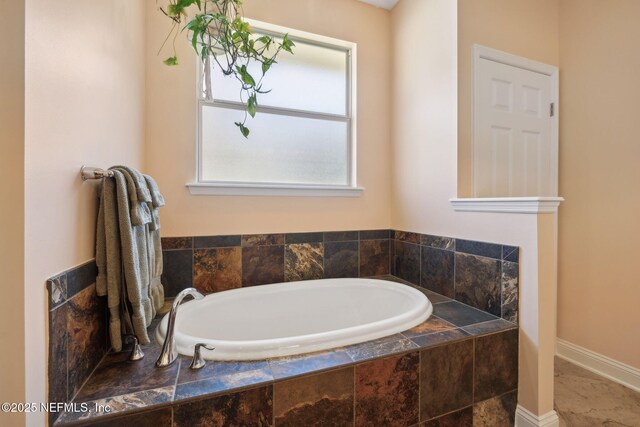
[{"left": 474, "top": 51, "right": 557, "bottom": 197}]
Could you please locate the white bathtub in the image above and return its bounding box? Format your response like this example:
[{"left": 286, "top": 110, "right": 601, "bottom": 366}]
[{"left": 155, "top": 278, "right": 432, "bottom": 361}]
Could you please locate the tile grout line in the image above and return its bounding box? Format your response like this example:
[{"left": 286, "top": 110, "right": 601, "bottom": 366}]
[
  {"left": 419, "top": 244, "right": 423, "bottom": 291},
  {"left": 272, "top": 380, "right": 276, "bottom": 427},
  {"left": 500, "top": 259, "right": 505, "bottom": 320},
  {"left": 64, "top": 296, "right": 69, "bottom": 411},
  {"left": 426, "top": 405, "right": 474, "bottom": 424},
  {"left": 352, "top": 363, "right": 356, "bottom": 427},
  {"left": 387, "top": 234, "right": 391, "bottom": 276},
  {"left": 453, "top": 246, "right": 457, "bottom": 300},
  {"left": 191, "top": 245, "right": 195, "bottom": 291},
  {"left": 418, "top": 349, "right": 422, "bottom": 424},
  {"left": 357, "top": 238, "right": 361, "bottom": 278}
]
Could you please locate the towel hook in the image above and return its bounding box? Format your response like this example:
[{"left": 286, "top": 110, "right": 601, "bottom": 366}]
[{"left": 80, "top": 165, "right": 114, "bottom": 181}]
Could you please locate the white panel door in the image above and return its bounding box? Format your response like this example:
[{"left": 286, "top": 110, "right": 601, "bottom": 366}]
[{"left": 475, "top": 57, "right": 555, "bottom": 197}]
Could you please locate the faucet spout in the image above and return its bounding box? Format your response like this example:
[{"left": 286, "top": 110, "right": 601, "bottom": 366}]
[{"left": 156, "top": 287, "right": 204, "bottom": 367}]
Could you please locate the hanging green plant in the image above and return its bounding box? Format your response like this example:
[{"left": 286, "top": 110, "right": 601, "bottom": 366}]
[{"left": 160, "top": 0, "right": 294, "bottom": 138}]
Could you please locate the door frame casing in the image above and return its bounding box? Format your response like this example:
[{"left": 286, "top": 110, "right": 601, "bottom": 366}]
[{"left": 472, "top": 44, "right": 559, "bottom": 197}]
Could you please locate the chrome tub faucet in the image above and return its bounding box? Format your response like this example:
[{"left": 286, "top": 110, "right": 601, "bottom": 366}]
[{"left": 156, "top": 287, "right": 204, "bottom": 367}]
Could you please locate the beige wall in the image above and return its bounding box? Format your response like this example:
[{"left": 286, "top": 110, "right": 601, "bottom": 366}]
[
  {"left": 391, "top": 0, "right": 559, "bottom": 416},
  {"left": 457, "top": 0, "right": 560, "bottom": 197},
  {"left": 145, "top": 0, "right": 391, "bottom": 236},
  {"left": 0, "top": 0, "right": 26, "bottom": 425},
  {"left": 23, "top": 1, "right": 146, "bottom": 424},
  {"left": 558, "top": 0, "right": 640, "bottom": 368}
]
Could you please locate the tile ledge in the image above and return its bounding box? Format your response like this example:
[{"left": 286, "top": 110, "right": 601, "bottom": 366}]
[{"left": 450, "top": 197, "right": 564, "bottom": 214}]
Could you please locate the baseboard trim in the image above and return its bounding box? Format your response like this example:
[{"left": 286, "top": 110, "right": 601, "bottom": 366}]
[
  {"left": 556, "top": 338, "right": 640, "bottom": 392},
  {"left": 515, "top": 405, "right": 559, "bottom": 427}
]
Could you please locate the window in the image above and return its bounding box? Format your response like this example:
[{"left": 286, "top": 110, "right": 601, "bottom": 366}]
[{"left": 189, "top": 20, "right": 361, "bottom": 197}]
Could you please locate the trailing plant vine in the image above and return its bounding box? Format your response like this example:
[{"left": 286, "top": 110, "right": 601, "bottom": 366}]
[{"left": 160, "top": 0, "right": 294, "bottom": 138}]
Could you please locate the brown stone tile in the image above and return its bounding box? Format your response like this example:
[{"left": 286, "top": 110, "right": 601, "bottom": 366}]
[
  {"left": 177, "top": 359, "right": 272, "bottom": 386},
  {"left": 359, "top": 239, "right": 390, "bottom": 277},
  {"left": 375, "top": 274, "right": 409, "bottom": 285},
  {"left": 57, "top": 386, "right": 175, "bottom": 425},
  {"left": 193, "top": 247, "right": 242, "bottom": 293},
  {"left": 66, "top": 284, "right": 107, "bottom": 399},
  {"left": 421, "top": 247, "right": 455, "bottom": 298},
  {"left": 175, "top": 363, "right": 273, "bottom": 402},
  {"left": 390, "top": 238, "right": 396, "bottom": 275},
  {"left": 83, "top": 407, "right": 173, "bottom": 427},
  {"left": 394, "top": 240, "right": 420, "bottom": 285},
  {"left": 410, "top": 329, "right": 471, "bottom": 348},
  {"left": 455, "top": 253, "right": 502, "bottom": 316},
  {"left": 346, "top": 334, "right": 419, "bottom": 362},
  {"left": 269, "top": 349, "right": 353, "bottom": 380},
  {"left": 194, "top": 235, "right": 241, "bottom": 248},
  {"left": 456, "top": 239, "right": 502, "bottom": 259},
  {"left": 73, "top": 344, "right": 180, "bottom": 402},
  {"left": 359, "top": 229, "right": 390, "bottom": 240},
  {"left": 242, "top": 234, "right": 285, "bottom": 247},
  {"left": 502, "top": 245, "right": 519, "bottom": 262},
  {"left": 402, "top": 316, "right": 456, "bottom": 339},
  {"left": 284, "top": 243, "right": 323, "bottom": 282},
  {"left": 175, "top": 358, "right": 273, "bottom": 402},
  {"left": 173, "top": 386, "right": 273, "bottom": 427},
  {"left": 394, "top": 230, "right": 421, "bottom": 244},
  {"left": 324, "top": 230, "right": 359, "bottom": 242},
  {"left": 424, "top": 406, "right": 473, "bottom": 426},
  {"left": 274, "top": 368, "right": 354, "bottom": 426},
  {"left": 420, "top": 234, "right": 455, "bottom": 251},
  {"left": 502, "top": 261, "right": 519, "bottom": 323},
  {"left": 161, "top": 236, "right": 192, "bottom": 250},
  {"left": 473, "top": 391, "right": 517, "bottom": 426},
  {"left": 461, "top": 319, "right": 516, "bottom": 336},
  {"left": 161, "top": 249, "right": 193, "bottom": 297},
  {"left": 324, "top": 241, "right": 358, "bottom": 278},
  {"left": 242, "top": 245, "right": 284, "bottom": 286},
  {"left": 417, "top": 288, "right": 453, "bottom": 304},
  {"left": 48, "top": 304, "right": 68, "bottom": 425},
  {"left": 47, "top": 274, "right": 67, "bottom": 310},
  {"left": 474, "top": 329, "right": 519, "bottom": 402},
  {"left": 432, "top": 301, "right": 498, "bottom": 327},
  {"left": 285, "top": 232, "right": 324, "bottom": 244},
  {"left": 67, "top": 261, "right": 98, "bottom": 298},
  {"left": 355, "top": 352, "right": 419, "bottom": 427},
  {"left": 420, "top": 339, "right": 473, "bottom": 420}
]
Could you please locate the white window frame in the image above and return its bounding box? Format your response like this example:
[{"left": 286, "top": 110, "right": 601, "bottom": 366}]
[{"left": 187, "top": 19, "right": 362, "bottom": 197}]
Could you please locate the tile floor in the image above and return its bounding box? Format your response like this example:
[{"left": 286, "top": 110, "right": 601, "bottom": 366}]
[{"left": 555, "top": 357, "right": 640, "bottom": 426}]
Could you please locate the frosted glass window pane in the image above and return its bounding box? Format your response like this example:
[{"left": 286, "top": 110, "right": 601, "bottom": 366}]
[
  {"left": 201, "top": 105, "right": 348, "bottom": 185},
  {"left": 209, "top": 36, "right": 347, "bottom": 115}
]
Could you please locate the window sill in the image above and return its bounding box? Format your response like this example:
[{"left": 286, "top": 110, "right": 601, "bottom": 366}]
[
  {"left": 186, "top": 182, "right": 364, "bottom": 197},
  {"left": 449, "top": 197, "right": 564, "bottom": 214}
]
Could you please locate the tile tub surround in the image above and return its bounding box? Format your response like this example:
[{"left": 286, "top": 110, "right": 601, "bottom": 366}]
[
  {"left": 53, "top": 289, "right": 518, "bottom": 426},
  {"left": 46, "top": 229, "right": 519, "bottom": 425},
  {"left": 161, "top": 229, "right": 518, "bottom": 323},
  {"left": 46, "top": 261, "right": 107, "bottom": 426},
  {"left": 393, "top": 231, "right": 520, "bottom": 323},
  {"left": 161, "top": 230, "right": 392, "bottom": 296}
]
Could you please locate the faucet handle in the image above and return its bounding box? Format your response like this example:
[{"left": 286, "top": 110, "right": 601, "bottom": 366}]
[
  {"left": 189, "top": 343, "right": 215, "bottom": 370},
  {"left": 124, "top": 335, "right": 145, "bottom": 361}
]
